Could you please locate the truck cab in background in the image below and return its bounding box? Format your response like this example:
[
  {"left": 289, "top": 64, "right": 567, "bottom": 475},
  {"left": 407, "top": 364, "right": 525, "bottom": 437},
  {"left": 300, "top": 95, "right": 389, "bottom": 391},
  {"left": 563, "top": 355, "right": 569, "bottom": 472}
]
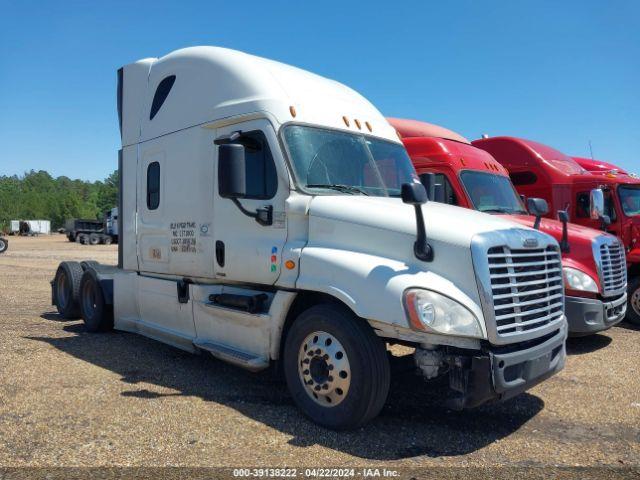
[
  {"left": 389, "top": 118, "right": 627, "bottom": 335},
  {"left": 472, "top": 136, "right": 640, "bottom": 325},
  {"left": 52, "top": 47, "right": 567, "bottom": 429}
]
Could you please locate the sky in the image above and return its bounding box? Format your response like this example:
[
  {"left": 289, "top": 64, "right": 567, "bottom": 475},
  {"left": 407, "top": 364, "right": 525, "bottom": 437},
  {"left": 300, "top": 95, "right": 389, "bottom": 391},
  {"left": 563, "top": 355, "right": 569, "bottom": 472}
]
[{"left": 1, "top": 0, "right": 638, "bottom": 181}]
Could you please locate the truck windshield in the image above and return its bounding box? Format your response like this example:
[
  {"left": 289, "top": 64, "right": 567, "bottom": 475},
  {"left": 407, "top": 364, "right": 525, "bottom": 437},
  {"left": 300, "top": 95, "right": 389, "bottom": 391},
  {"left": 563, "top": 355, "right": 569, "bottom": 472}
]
[
  {"left": 282, "top": 125, "right": 418, "bottom": 197},
  {"left": 619, "top": 186, "right": 640, "bottom": 216},
  {"left": 460, "top": 171, "right": 527, "bottom": 214}
]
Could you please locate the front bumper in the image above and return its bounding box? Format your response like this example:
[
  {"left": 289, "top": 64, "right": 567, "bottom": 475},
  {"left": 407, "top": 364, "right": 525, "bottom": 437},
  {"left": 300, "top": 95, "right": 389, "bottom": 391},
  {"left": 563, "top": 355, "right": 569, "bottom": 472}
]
[
  {"left": 565, "top": 293, "right": 627, "bottom": 336},
  {"left": 445, "top": 323, "right": 567, "bottom": 409}
]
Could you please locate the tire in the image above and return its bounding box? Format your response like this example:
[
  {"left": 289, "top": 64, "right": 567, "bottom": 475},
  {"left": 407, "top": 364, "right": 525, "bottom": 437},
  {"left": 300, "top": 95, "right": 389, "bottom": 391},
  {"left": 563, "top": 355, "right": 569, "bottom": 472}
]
[
  {"left": 0, "top": 237, "right": 7, "bottom": 254},
  {"left": 76, "top": 234, "right": 84, "bottom": 244},
  {"left": 283, "top": 303, "right": 390, "bottom": 430},
  {"left": 103, "top": 236, "right": 112, "bottom": 246},
  {"left": 88, "top": 234, "right": 100, "bottom": 246},
  {"left": 626, "top": 276, "right": 640, "bottom": 326},
  {"left": 79, "top": 270, "right": 113, "bottom": 332},
  {"left": 80, "top": 260, "right": 100, "bottom": 272},
  {"left": 68, "top": 233, "right": 76, "bottom": 242},
  {"left": 52, "top": 261, "right": 83, "bottom": 319}
]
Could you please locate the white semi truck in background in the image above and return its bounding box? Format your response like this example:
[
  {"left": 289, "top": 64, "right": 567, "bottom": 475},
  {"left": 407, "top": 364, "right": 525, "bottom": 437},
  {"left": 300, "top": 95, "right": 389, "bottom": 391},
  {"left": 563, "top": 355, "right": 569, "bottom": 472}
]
[{"left": 51, "top": 47, "right": 567, "bottom": 429}]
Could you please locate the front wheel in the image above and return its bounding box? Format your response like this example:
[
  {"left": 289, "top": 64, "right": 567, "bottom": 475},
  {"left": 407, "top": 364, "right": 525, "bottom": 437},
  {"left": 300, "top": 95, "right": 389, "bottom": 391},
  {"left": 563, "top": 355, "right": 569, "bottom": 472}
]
[
  {"left": 0, "top": 237, "right": 7, "bottom": 254},
  {"left": 283, "top": 304, "right": 390, "bottom": 430},
  {"left": 627, "top": 276, "right": 640, "bottom": 326}
]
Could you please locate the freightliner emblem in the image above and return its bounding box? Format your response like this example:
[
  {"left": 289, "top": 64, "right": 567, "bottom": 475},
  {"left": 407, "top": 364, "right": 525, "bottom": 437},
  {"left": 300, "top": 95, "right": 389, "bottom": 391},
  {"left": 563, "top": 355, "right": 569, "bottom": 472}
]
[{"left": 523, "top": 237, "right": 539, "bottom": 248}]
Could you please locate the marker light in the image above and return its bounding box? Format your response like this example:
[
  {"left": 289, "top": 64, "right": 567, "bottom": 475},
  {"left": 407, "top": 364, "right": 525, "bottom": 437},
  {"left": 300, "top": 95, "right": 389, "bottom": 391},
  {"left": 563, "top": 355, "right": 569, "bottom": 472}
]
[
  {"left": 285, "top": 260, "right": 296, "bottom": 270},
  {"left": 289, "top": 106, "right": 297, "bottom": 118},
  {"left": 342, "top": 116, "right": 350, "bottom": 127}
]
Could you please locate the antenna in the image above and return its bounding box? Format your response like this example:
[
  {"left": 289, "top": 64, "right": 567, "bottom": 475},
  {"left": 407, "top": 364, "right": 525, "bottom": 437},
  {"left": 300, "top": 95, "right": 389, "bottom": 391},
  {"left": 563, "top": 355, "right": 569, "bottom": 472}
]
[{"left": 588, "top": 140, "right": 594, "bottom": 160}]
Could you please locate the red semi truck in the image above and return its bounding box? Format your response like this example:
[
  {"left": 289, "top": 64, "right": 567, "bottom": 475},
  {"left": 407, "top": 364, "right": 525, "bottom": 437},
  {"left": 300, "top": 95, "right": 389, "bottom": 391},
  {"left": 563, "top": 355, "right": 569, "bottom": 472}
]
[
  {"left": 471, "top": 136, "right": 639, "bottom": 325},
  {"left": 572, "top": 157, "right": 630, "bottom": 176},
  {"left": 388, "top": 118, "right": 628, "bottom": 335}
]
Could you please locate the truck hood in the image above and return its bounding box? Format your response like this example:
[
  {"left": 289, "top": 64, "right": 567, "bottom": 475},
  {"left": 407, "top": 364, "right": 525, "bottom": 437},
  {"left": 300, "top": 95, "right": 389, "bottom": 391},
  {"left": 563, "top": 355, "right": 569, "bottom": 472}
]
[
  {"left": 499, "top": 214, "right": 603, "bottom": 244},
  {"left": 298, "top": 196, "right": 558, "bottom": 335},
  {"left": 308, "top": 196, "right": 535, "bottom": 252}
]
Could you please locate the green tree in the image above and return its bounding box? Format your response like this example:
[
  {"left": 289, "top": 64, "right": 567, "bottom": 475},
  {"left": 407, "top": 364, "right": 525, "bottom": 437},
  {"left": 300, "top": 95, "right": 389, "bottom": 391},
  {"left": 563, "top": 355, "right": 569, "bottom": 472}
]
[{"left": 0, "top": 169, "right": 119, "bottom": 232}]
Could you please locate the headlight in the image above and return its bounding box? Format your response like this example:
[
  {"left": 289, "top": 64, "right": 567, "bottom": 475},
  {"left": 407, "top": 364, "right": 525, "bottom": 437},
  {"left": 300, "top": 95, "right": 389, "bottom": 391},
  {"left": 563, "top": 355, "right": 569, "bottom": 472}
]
[
  {"left": 404, "top": 289, "right": 483, "bottom": 338},
  {"left": 563, "top": 267, "right": 598, "bottom": 293}
]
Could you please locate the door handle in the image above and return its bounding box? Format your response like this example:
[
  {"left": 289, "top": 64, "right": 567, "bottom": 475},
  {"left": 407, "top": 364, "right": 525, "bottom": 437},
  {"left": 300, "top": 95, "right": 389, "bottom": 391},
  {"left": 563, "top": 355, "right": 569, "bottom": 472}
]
[{"left": 216, "top": 240, "right": 225, "bottom": 267}]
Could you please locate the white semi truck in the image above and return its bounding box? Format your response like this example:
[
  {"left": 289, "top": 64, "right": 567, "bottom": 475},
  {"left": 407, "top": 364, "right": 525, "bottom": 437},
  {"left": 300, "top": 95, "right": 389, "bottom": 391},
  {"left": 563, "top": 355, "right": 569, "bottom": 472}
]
[{"left": 51, "top": 47, "right": 567, "bottom": 429}]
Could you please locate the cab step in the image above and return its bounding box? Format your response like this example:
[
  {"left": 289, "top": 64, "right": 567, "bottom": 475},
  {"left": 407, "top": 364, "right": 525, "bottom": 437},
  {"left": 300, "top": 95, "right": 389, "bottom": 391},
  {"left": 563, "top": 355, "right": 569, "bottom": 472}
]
[{"left": 193, "top": 340, "right": 269, "bottom": 372}]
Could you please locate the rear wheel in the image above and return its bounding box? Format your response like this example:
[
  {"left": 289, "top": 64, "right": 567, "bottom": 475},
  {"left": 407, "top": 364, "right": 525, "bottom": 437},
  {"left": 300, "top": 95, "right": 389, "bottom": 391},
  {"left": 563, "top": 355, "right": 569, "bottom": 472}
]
[
  {"left": 79, "top": 270, "right": 113, "bottom": 332},
  {"left": 627, "top": 276, "right": 640, "bottom": 326},
  {"left": 0, "top": 237, "right": 7, "bottom": 254},
  {"left": 283, "top": 303, "right": 390, "bottom": 430},
  {"left": 53, "top": 261, "right": 83, "bottom": 319},
  {"left": 103, "top": 236, "right": 112, "bottom": 246},
  {"left": 88, "top": 234, "right": 100, "bottom": 246}
]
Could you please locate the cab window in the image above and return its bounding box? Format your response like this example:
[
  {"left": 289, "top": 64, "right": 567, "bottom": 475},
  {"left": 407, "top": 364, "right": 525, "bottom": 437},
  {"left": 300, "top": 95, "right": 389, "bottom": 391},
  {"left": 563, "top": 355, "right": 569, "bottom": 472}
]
[{"left": 146, "top": 162, "right": 160, "bottom": 210}]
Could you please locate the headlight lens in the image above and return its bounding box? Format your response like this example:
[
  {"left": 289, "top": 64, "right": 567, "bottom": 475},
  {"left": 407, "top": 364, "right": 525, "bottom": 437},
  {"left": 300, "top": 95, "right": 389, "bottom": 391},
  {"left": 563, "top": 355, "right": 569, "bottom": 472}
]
[
  {"left": 404, "top": 289, "right": 483, "bottom": 338},
  {"left": 563, "top": 267, "right": 598, "bottom": 293}
]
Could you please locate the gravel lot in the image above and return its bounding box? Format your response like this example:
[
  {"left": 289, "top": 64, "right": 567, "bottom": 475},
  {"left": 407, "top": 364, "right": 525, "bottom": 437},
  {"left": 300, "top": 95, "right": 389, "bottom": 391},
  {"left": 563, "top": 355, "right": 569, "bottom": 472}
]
[{"left": 0, "top": 235, "right": 639, "bottom": 471}]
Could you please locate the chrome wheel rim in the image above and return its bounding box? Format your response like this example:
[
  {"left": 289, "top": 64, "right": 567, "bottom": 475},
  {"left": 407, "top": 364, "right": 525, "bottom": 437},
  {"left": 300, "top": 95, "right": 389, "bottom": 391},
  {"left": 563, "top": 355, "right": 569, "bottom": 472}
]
[
  {"left": 632, "top": 287, "right": 640, "bottom": 316},
  {"left": 298, "top": 331, "right": 351, "bottom": 407},
  {"left": 0, "top": 239, "right": 5, "bottom": 251}
]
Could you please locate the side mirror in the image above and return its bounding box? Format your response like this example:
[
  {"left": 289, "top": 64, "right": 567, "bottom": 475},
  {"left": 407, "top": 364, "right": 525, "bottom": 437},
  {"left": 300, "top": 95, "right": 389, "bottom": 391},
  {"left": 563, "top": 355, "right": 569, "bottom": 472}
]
[
  {"left": 419, "top": 173, "right": 445, "bottom": 203},
  {"left": 419, "top": 173, "right": 435, "bottom": 201},
  {"left": 401, "top": 183, "right": 432, "bottom": 262},
  {"left": 557, "top": 210, "right": 570, "bottom": 253},
  {"left": 218, "top": 144, "right": 246, "bottom": 198},
  {"left": 401, "top": 182, "right": 428, "bottom": 206},
  {"left": 527, "top": 197, "right": 548, "bottom": 230},
  {"left": 589, "top": 188, "right": 605, "bottom": 220}
]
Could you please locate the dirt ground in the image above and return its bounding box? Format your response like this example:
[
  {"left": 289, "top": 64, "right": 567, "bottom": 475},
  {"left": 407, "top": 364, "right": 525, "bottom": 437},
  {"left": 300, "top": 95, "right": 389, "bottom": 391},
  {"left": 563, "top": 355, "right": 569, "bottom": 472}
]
[{"left": 0, "top": 235, "right": 639, "bottom": 470}]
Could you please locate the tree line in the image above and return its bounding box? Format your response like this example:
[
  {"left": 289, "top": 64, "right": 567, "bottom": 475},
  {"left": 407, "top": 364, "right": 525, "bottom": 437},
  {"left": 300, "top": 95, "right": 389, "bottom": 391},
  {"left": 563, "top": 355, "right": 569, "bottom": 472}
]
[{"left": 0, "top": 170, "right": 118, "bottom": 232}]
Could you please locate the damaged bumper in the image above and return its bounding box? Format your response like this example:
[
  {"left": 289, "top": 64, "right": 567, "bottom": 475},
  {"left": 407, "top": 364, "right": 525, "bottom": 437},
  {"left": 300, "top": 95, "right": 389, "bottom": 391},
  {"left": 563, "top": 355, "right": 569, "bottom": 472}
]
[{"left": 444, "top": 323, "right": 567, "bottom": 409}]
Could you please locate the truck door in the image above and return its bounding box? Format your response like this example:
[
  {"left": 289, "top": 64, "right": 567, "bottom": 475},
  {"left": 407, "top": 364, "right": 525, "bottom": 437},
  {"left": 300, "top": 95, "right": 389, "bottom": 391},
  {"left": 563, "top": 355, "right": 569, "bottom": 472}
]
[{"left": 213, "top": 119, "right": 289, "bottom": 285}]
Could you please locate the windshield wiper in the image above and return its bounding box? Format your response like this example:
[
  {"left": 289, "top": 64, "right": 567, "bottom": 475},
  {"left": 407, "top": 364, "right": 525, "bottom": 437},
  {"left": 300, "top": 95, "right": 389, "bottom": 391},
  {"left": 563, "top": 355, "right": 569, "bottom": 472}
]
[
  {"left": 306, "top": 184, "right": 369, "bottom": 195},
  {"left": 481, "top": 208, "right": 513, "bottom": 214}
]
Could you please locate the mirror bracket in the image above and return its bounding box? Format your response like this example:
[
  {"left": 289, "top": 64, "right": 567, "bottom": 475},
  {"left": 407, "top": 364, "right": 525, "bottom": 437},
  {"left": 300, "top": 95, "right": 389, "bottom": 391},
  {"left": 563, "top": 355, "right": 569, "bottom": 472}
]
[
  {"left": 401, "top": 183, "right": 433, "bottom": 262},
  {"left": 557, "top": 210, "right": 571, "bottom": 254},
  {"left": 231, "top": 199, "right": 273, "bottom": 226}
]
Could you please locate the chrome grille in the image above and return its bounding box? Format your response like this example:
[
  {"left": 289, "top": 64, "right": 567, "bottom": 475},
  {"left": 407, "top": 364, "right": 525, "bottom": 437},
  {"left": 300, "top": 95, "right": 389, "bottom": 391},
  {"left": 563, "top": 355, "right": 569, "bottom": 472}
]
[
  {"left": 487, "top": 245, "right": 564, "bottom": 338},
  {"left": 599, "top": 241, "right": 627, "bottom": 296}
]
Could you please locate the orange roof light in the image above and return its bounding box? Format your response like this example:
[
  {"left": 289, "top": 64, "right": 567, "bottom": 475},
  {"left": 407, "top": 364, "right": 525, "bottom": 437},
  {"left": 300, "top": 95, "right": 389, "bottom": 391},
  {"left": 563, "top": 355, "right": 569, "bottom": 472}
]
[
  {"left": 365, "top": 121, "right": 372, "bottom": 132},
  {"left": 354, "top": 119, "right": 362, "bottom": 130},
  {"left": 289, "top": 105, "right": 297, "bottom": 118},
  {"left": 343, "top": 116, "right": 350, "bottom": 127}
]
